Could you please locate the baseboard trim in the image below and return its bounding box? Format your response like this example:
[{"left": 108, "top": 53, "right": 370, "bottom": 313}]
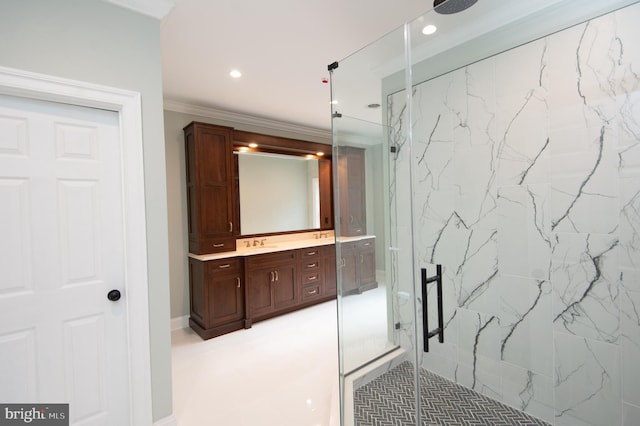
[
  {"left": 171, "top": 315, "right": 189, "bottom": 331},
  {"left": 153, "top": 414, "right": 177, "bottom": 426}
]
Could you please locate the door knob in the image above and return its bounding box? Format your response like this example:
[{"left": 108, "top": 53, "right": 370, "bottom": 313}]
[{"left": 107, "top": 289, "right": 121, "bottom": 301}]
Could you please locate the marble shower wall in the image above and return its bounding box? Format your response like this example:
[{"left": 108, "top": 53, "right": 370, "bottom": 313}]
[{"left": 388, "top": 3, "right": 640, "bottom": 425}]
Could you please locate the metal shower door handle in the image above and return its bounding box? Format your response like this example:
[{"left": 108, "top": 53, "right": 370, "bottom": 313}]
[{"left": 421, "top": 264, "right": 444, "bottom": 352}]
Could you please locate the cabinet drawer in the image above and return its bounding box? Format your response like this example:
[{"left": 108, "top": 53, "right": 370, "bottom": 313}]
[
  {"left": 357, "top": 238, "right": 374, "bottom": 250},
  {"left": 245, "top": 250, "right": 296, "bottom": 270},
  {"left": 302, "top": 284, "right": 322, "bottom": 300},
  {"left": 301, "top": 258, "right": 321, "bottom": 271},
  {"left": 205, "top": 258, "right": 242, "bottom": 275},
  {"left": 301, "top": 270, "right": 322, "bottom": 285},
  {"left": 192, "top": 237, "right": 237, "bottom": 255},
  {"left": 300, "top": 247, "right": 322, "bottom": 258}
]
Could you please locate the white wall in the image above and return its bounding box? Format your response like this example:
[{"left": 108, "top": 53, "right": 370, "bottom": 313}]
[{"left": 0, "top": 0, "right": 173, "bottom": 421}]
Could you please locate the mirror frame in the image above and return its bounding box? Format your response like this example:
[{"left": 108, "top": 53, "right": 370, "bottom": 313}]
[{"left": 233, "top": 130, "right": 334, "bottom": 236}]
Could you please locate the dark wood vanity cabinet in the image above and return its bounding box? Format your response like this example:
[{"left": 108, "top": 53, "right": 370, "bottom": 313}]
[
  {"left": 188, "top": 257, "right": 246, "bottom": 339},
  {"left": 184, "top": 122, "right": 238, "bottom": 254},
  {"left": 244, "top": 245, "right": 338, "bottom": 325},
  {"left": 184, "top": 121, "right": 339, "bottom": 339},
  {"left": 337, "top": 146, "right": 366, "bottom": 236},
  {"left": 339, "top": 237, "right": 377, "bottom": 294},
  {"left": 245, "top": 250, "right": 298, "bottom": 323},
  {"left": 190, "top": 244, "right": 338, "bottom": 339}
]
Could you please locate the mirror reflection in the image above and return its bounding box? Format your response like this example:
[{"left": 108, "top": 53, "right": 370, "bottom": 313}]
[{"left": 237, "top": 151, "right": 320, "bottom": 235}]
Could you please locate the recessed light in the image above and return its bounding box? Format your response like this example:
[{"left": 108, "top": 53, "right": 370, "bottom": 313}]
[
  {"left": 248, "top": 143, "right": 258, "bottom": 148},
  {"left": 238, "top": 147, "right": 249, "bottom": 152},
  {"left": 422, "top": 24, "right": 437, "bottom": 35},
  {"left": 229, "top": 69, "right": 242, "bottom": 78},
  {"left": 316, "top": 151, "right": 324, "bottom": 156},
  {"left": 305, "top": 154, "right": 315, "bottom": 159}
]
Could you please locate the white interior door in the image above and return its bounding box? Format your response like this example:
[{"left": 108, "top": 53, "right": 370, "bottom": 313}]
[{"left": 0, "top": 93, "right": 132, "bottom": 425}]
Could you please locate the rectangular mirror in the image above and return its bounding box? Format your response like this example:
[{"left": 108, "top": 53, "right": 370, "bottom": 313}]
[{"left": 237, "top": 151, "right": 320, "bottom": 235}]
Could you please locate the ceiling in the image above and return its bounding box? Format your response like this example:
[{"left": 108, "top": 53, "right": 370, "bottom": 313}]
[
  {"left": 159, "top": 0, "right": 637, "bottom": 136},
  {"left": 160, "top": 0, "right": 443, "bottom": 133}
]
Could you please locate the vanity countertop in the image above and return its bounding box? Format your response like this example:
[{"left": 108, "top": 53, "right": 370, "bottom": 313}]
[{"left": 188, "top": 232, "right": 376, "bottom": 261}]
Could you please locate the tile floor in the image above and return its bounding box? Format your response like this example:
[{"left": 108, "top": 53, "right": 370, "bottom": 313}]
[
  {"left": 171, "top": 300, "right": 341, "bottom": 426},
  {"left": 354, "top": 361, "right": 550, "bottom": 426}
]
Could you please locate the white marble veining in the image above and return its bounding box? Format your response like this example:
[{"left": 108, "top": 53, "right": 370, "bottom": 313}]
[{"left": 387, "top": 3, "right": 640, "bottom": 425}]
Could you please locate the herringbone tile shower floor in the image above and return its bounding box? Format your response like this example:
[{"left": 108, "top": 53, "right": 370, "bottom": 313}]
[{"left": 354, "top": 362, "right": 550, "bottom": 426}]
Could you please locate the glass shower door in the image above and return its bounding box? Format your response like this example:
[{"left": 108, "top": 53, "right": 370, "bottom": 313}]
[
  {"left": 331, "top": 1, "right": 640, "bottom": 425},
  {"left": 329, "top": 21, "right": 425, "bottom": 426}
]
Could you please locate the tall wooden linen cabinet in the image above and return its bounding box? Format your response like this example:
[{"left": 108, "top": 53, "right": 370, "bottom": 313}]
[{"left": 184, "top": 122, "right": 238, "bottom": 255}]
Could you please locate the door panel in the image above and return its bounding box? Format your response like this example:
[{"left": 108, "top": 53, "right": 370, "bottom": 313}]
[
  {"left": 0, "top": 94, "right": 130, "bottom": 425},
  {"left": 209, "top": 274, "right": 244, "bottom": 324},
  {"left": 247, "top": 268, "right": 274, "bottom": 318},
  {"left": 272, "top": 265, "right": 297, "bottom": 310}
]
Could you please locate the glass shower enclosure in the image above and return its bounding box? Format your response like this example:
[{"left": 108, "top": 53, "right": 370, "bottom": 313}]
[{"left": 331, "top": 0, "right": 640, "bottom": 425}]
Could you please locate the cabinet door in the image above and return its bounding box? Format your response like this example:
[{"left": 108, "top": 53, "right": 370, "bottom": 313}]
[
  {"left": 195, "top": 124, "right": 235, "bottom": 238},
  {"left": 346, "top": 148, "right": 366, "bottom": 235},
  {"left": 323, "top": 246, "right": 337, "bottom": 297},
  {"left": 337, "top": 146, "right": 366, "bottom": 236},
  {"left": 247, "top": 267, "right": 275, "bottom": 319},
  {"left": 208, "top": 273, "right": 244, "bottom": 327},
  {"left": 273, "top": 264, "right": 297, "bottom": 310},
  {"left": 358, "top": 248, "right": 376, "bottom": 286},
  {"left": 340, "top": 243, "right": 359, "bottom": 294}
]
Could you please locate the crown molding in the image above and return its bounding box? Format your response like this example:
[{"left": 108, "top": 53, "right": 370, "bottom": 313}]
[
  {"left": 104, "top": 0, "right": 175, "bottom": 19},
  {"left": 163, "top": 98, "right": 332, "bottom": 142}
]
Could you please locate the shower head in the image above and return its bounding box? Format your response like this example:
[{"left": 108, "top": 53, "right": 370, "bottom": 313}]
[{"left": 433, "top": 0, "right": 478, "bottom": 14}]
